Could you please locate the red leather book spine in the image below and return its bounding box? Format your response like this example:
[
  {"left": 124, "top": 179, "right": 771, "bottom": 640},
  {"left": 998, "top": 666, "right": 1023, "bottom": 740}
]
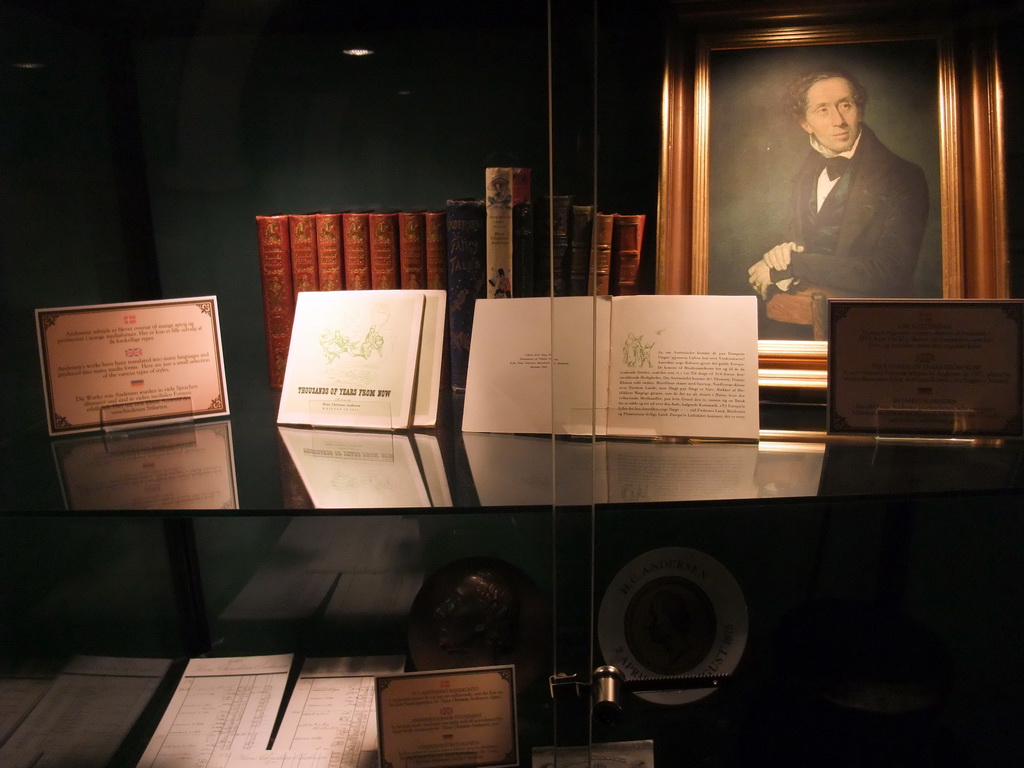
[
  {"left": 342, "top": 212, "right": 370, "bottom": 290},
  {"left": 612, "top": 213, "right": 646, "bottom": 296},
  {"left": 315, "top": 212, "right": 344, "bottom": 291},
  {"left": 256, "top": 214, "right": 295, "bottom": 388},
  {"left": 369, "top": 212, "right": 400, "bottom": 290},
  {"left": 398, "top": 211, "right": 427, "bottom": 289},
  {"left": 425, "top": 211, "right": 448, "bottom": 290},
  {"left": 288, "top": 214, "right": 319, "bottom": 298}
]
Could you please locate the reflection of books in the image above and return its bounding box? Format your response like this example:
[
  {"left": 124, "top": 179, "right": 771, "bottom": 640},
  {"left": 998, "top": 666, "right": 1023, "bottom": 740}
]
[
  {"left": 277, "top": 290, "right": 445, "bottom": 430},
  {"left": 277, "top": 427, "right": 447, "bottom": 509},
  {"left": 52, "top": 420, "right": 238, "bottom": 510},
  {"left": 463, "top": 295, "right": 760, "bottom": 440}
]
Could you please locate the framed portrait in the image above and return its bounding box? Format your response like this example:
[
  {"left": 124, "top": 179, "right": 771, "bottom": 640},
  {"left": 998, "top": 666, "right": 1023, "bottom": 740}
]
[{"left": 658, "top": 15, "right": 1008, "bottom": 387}]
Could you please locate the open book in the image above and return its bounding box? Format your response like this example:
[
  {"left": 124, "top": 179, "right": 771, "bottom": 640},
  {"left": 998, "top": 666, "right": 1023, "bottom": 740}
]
[
  {"left": 462, "top": 295, "right": 759, "bottom": 440},
  {"left": 277, "top": 290, "right": 446, "bottom": 430}
]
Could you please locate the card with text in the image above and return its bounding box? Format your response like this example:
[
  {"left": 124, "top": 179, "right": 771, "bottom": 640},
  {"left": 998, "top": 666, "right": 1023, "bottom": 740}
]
[
  {"left": 36, "top": 297, "right": 229, "bottom": 436},
  {"left": 375, "top": 666, "right": 517, "bottom": 768},
  {"left": 828, "top": 299, "right": 1024, "bottom": 437}
]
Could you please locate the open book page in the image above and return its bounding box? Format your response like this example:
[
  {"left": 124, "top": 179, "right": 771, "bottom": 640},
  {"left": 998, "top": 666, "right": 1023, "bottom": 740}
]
[
  {"left": 278, "top": 291, "right": 426, "bottom": 430},
  {"left": 462, "top": 297, "right": 610, "bottom": 435},
  {"left": 607, "top": 295, "right": 760, "bottom": 439}
]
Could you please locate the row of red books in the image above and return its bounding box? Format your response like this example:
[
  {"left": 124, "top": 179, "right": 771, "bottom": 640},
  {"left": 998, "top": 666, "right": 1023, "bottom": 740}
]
[
  {"left": 256, "top": 205, "right": 647, "bottom": 388},
  {"left": 256, "top": 211, "right": 447, "bottom": 386}
]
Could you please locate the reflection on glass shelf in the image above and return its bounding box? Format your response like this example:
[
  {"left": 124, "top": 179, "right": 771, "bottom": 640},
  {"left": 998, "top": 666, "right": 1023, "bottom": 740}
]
[
  {"left": 0, "top": 655, "right": 170, "bottom": 767},
  {"left": 52, "top": 420, "right": 238, "bottom": 510},
  {"left": 819, "top": 439, "right": 1024, "bottom": 496},
  {"left": 464, "top": 433, "right": 825, "bottom": 506},
  {"left": 218, "top": 517, "right": 423, "bottom": 625},
  {"left": 278, "top": 427, "right": 449, "bottom": 509}
]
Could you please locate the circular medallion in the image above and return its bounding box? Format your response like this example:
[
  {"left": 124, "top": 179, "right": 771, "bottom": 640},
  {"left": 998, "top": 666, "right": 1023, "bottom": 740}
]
[
  {"left": 408, "top": 556, "right": 550, "bottom": 691},
  {"left": 599, "top": 547, "right": 748, "bottom": 704}
]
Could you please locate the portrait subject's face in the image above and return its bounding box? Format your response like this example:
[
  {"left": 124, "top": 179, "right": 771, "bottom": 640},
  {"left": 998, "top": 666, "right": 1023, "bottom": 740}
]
[{"left": 799, "top": 76, "right": 862, "bottom": 154}]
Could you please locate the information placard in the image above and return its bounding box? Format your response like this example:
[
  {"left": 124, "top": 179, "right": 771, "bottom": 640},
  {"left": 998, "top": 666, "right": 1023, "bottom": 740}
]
[
  {"left": 36, "top": 297, "right": 229, "bottom": 435},
  {"left": 375, "top": 666, "right": 517, "bottom": 768},
  {"left": 828, "top": 299, "right": 1024, "bottom": 437}
]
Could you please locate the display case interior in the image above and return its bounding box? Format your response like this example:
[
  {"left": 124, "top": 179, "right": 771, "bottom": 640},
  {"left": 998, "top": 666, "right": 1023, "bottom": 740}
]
[{"left": 2, "top": 1, "right": 1024, "bottom": 766}]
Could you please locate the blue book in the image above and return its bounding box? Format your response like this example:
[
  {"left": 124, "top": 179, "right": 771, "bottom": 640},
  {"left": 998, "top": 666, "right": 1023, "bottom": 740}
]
[{"left": 445, "top": 199, "right": 487, "bottom": 391}]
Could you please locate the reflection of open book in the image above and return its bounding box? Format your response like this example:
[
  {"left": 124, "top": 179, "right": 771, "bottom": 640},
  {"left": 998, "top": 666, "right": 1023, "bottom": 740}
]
[
  {"left": 462, "top": 296, "right": 759, "bottom": 439},
  {"left": 464, "top": 433, "right": 823, "bottom": 506},
  {"left": 277, "top": 427, "right": 449, "bottom": 509}
]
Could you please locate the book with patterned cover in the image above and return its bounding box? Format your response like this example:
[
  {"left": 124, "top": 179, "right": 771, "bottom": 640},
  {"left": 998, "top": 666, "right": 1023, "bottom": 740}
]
[
  {"left": 399, "top": 211, "right": 428, "bottom": 289},
  {"left": 445, "top": 199, "right": 487, "bottom": 391},
  {"left": 256, "top": 214, "right": 295, "bottom": 388},
  {"left": 369, "top": 212, "right": 400, "bottom": 290},
  {"left": 288, "top": 213, "right": 319, "bottom": 298},
  {"left": 342, "top": 212, "right": 371, "bottom": 290},
  {"left": 315, "top": 212, "right": 344, "bottom": 291}
]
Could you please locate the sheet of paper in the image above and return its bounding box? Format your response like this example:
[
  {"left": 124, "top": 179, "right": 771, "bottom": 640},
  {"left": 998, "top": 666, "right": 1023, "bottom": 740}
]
[
  {"left": 277, "top": 291, "right": 426, "bottom": 430},
  {"left": 205, "top": 750, "right": 331, "bottom": 768},
  {"left": 0, "top": 656, "right": 170, "bottom": 768},
  {"left": 411, "top": 291, "right": 447, "bottom": 427},
  {"left": 606, "top": 294, "right": 760, "bottom": 439},
  {"left": 53, "top": 419, "right": 238, "bottom": 510},
  {"left": 277, "top": 427, "right": 430, "bottom": 508},
  {"left": 273, "top": 657, "right": 405, "bottom": 768},
  {"left": 35, "top": 297, "right": 230, "bottom": 435},
  {"left": 531, "top": 739, "right": 654, "bottom": 768},
  {"left": 462, "top": 297, "right": 610, "bottom": 435},
  {"left": 137, "top": 654, "right": 293, "bottom": 768},
  {"left": 376, "top": 666, "right": 518, "bottom": 768},
  {"left": 828, "top": 299, "right": 1024, "bottom": 436},
  {"left": 0, "top": 677, "right": 52, "bottom": 748}
]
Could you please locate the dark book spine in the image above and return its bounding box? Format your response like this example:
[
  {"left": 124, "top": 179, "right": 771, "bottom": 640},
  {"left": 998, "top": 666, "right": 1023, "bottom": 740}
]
[
  {"left": 445, "top": 199, "right": 487, "bottom": 392},
  {"left": 535, "top": 195, "right": 573, "bottom": 296},
  {"left": 315, "top": 212, "right": 344, "bottom": 291},
  {"left": 425, "top": 211, "right": 448, "bottom": 291},
  {"left": 399, "top": 211, "right": 428, "bottom": 289},
  {"left": 569, "top": 204, "right": 595, "bottom": 296},
  {"left": 342, "top": 212, "right": 371, "bottom": 289},
  {"left": 612, "top": 213, "right": 646, "bottom": 296},
  {"left": 512, "top": 201, "right": 534, "bottom": 299},
  {"left": 289, "top": 213, "right": 319, "bottom": 298},
  {"left": 256, "top": 215, "right": 294, "bottom": 388},
  {"left": 369, "top": 212, "right": 400, "bottom": 290},
  {"left": 591, "top": 213, "right": 615, "bottom": 296}
]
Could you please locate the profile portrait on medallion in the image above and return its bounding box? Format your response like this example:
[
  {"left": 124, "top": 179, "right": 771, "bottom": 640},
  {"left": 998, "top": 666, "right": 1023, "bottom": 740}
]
[
  {"left": 407, "top": 556, "right": 550, "bottom": 691},
  {"left": 705, "top": 40, "right": 943, "bottom": 340},
  {"left": 599, "top": 547, "right": 748, "bottom": 705}
]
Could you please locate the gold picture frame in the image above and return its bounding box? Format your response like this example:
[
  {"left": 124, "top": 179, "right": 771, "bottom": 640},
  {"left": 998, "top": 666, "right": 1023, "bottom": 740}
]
[{"left": 657, "top": 12, "right": 1008, "bottom": 388}]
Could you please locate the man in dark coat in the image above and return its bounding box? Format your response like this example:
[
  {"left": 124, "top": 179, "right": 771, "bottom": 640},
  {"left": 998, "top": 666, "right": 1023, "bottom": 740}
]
[{"left": 747, "top": 68, "right": 929, "bottom": 304}]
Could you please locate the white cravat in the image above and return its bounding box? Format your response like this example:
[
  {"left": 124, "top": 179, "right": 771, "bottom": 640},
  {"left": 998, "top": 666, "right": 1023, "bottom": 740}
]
[{"left": 810, "top": 132, "right": 861, "bottom": 211}]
